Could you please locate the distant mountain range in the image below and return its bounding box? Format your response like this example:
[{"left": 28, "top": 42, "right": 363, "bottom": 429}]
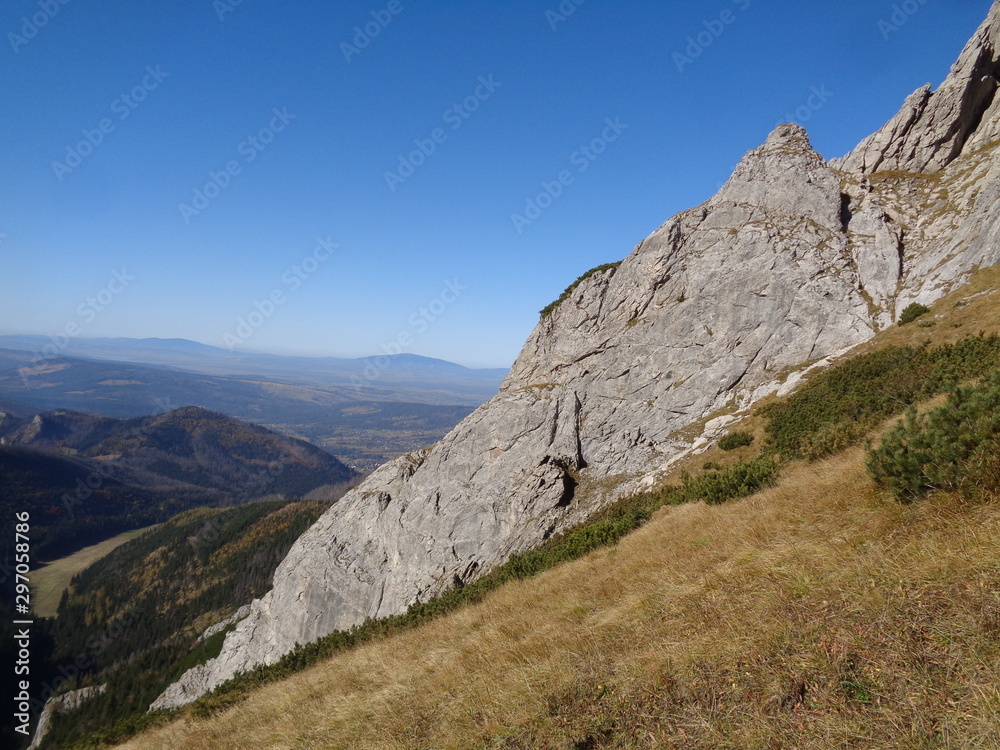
[
  {"left": 0, "top": 406, "right": 357, "bottom": 559},
  {"left": 0, "top": 336, "right": 508, "bottom": 404},
  {"left": 0, "top": 342, "right": 503, "bottom": 471}
]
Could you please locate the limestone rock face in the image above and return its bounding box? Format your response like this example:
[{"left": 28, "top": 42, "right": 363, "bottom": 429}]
[
  {"left": 153, "top": 2, "right": 1000, "bottom": 710},
  {"left": 29, "top": 686, "right": 106, "bottom": 750},
  {"left": 834, "top": 2, "right": 1000, "bottom": 175}
]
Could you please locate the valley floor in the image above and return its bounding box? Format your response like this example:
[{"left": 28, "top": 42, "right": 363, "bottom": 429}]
[
  {"left": 31, "top": 527, "right": 157, "bottom": 618},
  {"left": 116, "top": 446, "right": 1000, "bottom": 749}
]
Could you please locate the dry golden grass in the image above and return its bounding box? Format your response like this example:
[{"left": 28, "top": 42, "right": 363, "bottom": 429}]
[
  {"left": 113, "top": 269, "right": 1000, "bottom": 750},
  {"left": 117, "top": 447, "right": 1000, "bottom": 750},
  {"left": 864, "top": 265, "right": 1000, "bottom": 351},
  {"left": 31, "top": 526, "right": 158, "bottom": 617}
]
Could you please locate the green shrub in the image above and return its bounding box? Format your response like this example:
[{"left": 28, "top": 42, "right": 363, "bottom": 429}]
[
  {"left": 677, "top": 456, "right": 780, "bottom": 505},
  {"left": 866, "top": 371, "right": 1000, "bottom": 500},
  {"left": 540, "top": 262, "right": 622, "bottom": 319},
  {"left": 762, "top": 335, "right": 1000, "bottom": 459},
  {"left": 899, "top": 302, "right": 931, "bottom": 326},
  {"left": 718, "top": 431, "right": 754, "bottom": 451},
  {"left": 799, "top": 422, "right": 866, "bottom": 461},
  {"left": 762, "top": 346, "right": 926, "bottom": 458}
]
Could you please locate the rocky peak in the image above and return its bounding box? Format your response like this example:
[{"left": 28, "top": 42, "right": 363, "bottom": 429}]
[
  {"left": 836, "top": 1, "right": 1000, "bottom": 174},
  {"left": 712, "top": 122, "right": 842, "bottom": 231},
  {"left": 152, "top": 3, "right": 1000, "bottom": 710}
]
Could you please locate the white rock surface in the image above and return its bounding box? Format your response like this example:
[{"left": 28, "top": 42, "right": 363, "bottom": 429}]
[
  {"left": 29, "top": 685, "right": 105, "bottom": 750},
  {"left": 834, "top": 2, "right": 1000, "bottom": 175},
  {"left": 196, "top": 604, "right": 252, "bottom": 642},
  {"left": 153, "top": 2, "right": 1000, "bottom": 710}
]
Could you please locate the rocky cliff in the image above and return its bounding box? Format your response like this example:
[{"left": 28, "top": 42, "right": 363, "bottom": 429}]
[
  {"left": 28, "top": 686, "right": 105, "bottom": 750},
  {"left": 153, "top": 2, "right": 1000, "bottom": 710}
]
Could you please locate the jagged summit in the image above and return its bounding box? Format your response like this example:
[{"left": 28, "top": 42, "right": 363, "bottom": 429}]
[
  {"left": 712, "top": 123, "right": 838, "bottom": 222},
  {"left": 153, "top": 4, "right": 1000, "bottom": 710},
  {"left": 836, "top": 0, "right": 1000, "bottom": 174}
]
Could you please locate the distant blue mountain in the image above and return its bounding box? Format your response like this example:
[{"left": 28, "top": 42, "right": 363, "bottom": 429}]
[{"left": 0, "top": 335, "right": 509, "bottom": 401}]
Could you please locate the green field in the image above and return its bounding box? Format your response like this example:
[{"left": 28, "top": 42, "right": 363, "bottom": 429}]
[{"left": 31, "top": 527, "right": 158, "bottom": 617}]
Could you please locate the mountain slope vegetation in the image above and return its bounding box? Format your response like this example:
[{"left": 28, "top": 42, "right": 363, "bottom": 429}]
[
  {"left": 0, "top": 407, "right": 356, "bottom": 560},
  {"left": 25, "top": 500, "right": 333, "bottom": 750},
  {"left": 119, "top": 450, "right": 1000, "bottom": 750},
  {"left": 72, "top": 266, "right": 1000, "bottom": 749}
]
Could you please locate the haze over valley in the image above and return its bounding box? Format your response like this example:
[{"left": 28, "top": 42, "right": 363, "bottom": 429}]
[{"left": 5, "top": 2, "right": 1000, "bottom": 749}]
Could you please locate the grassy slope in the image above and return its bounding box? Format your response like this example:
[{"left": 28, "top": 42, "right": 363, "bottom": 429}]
[
  {"left": 118, "top": 268, "right": 1000, "bottom": 750},
  {"left": 31, "top": 526, "right": 157, "bottom": 617}
]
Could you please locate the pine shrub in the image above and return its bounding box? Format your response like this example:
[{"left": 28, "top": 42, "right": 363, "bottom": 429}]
[
  {"left": 718, "top": 431, "right": 754, "bottom": 451},
  {"left": 866, "top": 372, "right": 1000, "bottom": 500},
  {"left": 677, "top": 456, "right": 779, "bottom": 505},
  {"left": 899, "top": 302, "right": 931, "bottom": 326},
  {"left": 540, "top": 262, "right": 622, "bottom": 319}
]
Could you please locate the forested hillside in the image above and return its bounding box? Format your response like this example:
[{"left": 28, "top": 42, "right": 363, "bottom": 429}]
[
  {"left": 0, "top": 406, "right": 357, "bottom": 559},
  {"left": 27, "top": 500, "right": 332, "bottom": 749}
]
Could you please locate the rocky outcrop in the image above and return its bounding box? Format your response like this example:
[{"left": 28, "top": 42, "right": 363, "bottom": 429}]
[
  {"left": 29, "top": 685, "right": 105, "bottom": 750},
  {"left": 196, "top": 604, "right": 251, "bottom": 643},
  {"left": 153, "top": 2, "right": 1000, "bottom": 710},
  {"left": 834, "top": 2, "right": 1000, "bottom": 175}
]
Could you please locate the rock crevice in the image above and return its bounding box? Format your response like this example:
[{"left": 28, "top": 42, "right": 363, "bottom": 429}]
[{"left": 153, "top": 2, "right": 1000, "bottom": 711}]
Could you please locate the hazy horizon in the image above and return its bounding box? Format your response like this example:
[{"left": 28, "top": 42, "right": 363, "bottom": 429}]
[
  {"left": 1, "top": 1, "right": 992, "bottom": 369},
  {"left": 0, "top": 331, "right": 510, "bottom": 371}
]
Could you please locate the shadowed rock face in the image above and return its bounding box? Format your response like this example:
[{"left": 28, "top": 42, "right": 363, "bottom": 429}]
[{"left": 153, "top": 2, "right": 1000, "bottom": 711}]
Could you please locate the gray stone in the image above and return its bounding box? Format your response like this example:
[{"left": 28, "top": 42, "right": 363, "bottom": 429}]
[
  {"left": 196, "top": 604, "right": 252, "bottom": 643},
  {"left": 153, "top": 1, "right": 1000, "bottom": 710},
  {"left": 29, "top": 685, "right": 105, "bottom": 750},
  {"left": 834, "top": 2, "right": 1000, "bottom": 175}
]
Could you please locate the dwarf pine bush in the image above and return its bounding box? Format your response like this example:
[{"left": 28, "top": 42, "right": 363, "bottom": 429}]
[
  {"left": 540, "top": 262, "right": 622, "bottom": 319},
  {"left": 899, "top": 302, "right": 931, "bottom": 326},
  {"left": 763, "top": 335, "right": 1000, "bottom": 459},
  {"left": 718, "top": 431, "right": 754, "bottom": 451},
  {"left": 866, "top": 371, "right": 1000, "bottom": 500},
  {"left": 678, "top": 456, "right": 779, "bottom": 505}
]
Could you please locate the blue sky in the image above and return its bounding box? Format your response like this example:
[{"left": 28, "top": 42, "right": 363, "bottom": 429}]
[{"left": 0, "top": 0, "right": 992, "bottom": 368}]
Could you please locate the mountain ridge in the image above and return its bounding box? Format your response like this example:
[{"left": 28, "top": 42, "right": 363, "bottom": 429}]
[
  {"left": 0, "top": 348, "right": 492, "bottom": 471},
  {"left": 154, "top": 1, "right": 1000, "bottom": 710},
  {"left": 0, "top": 335, "right": 508, "bottom": 385},
  {"left": 0, "top": 406, "right": 357, "bottom": 559}
]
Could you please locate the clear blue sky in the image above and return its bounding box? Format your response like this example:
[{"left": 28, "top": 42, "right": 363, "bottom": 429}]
[{"left": 0, "top": 0, "right": 992, "bottom": 368}]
